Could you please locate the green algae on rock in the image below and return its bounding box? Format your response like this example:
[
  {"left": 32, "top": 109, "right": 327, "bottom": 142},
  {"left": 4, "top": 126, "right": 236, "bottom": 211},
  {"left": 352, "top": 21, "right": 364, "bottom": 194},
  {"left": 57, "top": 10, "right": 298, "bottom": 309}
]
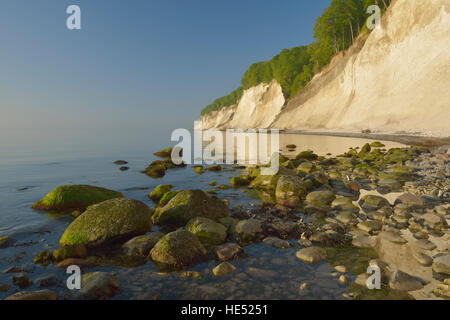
[
  {"left": 186, "top": 217, "right": 227, "bottom": 246},
  {"left": 230, "top": 176, "right": 250, "bottom": 188},
  {"left": 154, "top": 190, "right": 229, "bottom": 227},
  {"left": 149, "top": 184, "right": 173, "bottom": 203},
  {"left": 60, "top": 198, "right": 153, "bottom": 247},
  {"left": 149, "top": 229, "right": 207, "bottom": 271},
  {"left": 158, "top": 190, "right": 179, "bottom": 207},
  {"left": 52, "top": 244, "right": 88, "bottom": 262},
  {"left": 32, "top": 185, "right": 123, "bottom": 212}
]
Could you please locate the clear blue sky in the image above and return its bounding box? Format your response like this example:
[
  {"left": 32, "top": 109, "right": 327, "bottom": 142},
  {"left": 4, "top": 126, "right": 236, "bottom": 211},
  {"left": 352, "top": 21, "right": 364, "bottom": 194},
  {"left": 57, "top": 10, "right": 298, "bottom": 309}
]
[{"left": 0, "top": 0, "right": 330, "bottom": 134}]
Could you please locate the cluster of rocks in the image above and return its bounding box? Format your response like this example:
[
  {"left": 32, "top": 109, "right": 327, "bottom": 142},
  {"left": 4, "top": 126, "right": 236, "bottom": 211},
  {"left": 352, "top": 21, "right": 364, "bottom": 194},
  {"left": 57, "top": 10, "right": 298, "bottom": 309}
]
[{"left": 2, "top": 142, "right": 448, "bottom": 300}]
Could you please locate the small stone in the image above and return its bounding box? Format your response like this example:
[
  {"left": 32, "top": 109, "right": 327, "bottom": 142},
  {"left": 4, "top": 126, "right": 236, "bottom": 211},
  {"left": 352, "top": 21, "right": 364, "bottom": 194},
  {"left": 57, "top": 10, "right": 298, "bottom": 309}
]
[
  {"left": 296, "top": 247, "right": 327, "bottom": 264},
  {"left": 297, "top": 239, "right": 312, "bottom": 247},
  {"left": 355, "top": 273, "right": 369, "bottom": 287},
  {"left": 331, "top": 272, "right": 340, "bottom": 278},
  {"left": 433, "top": 254, "right": 450, "bottom": 275},
  {"left": 5, "top": 289, "right": 58, "bottom": 300},
  {"left": 12, "top": 273, "right": 32, "bottom": 289},
  {"left": 352, "top": 235, "right": 376, "bottom": 248},
  {"left": 36, "top": 274, "right": 58, "bottom": 288},
  {"left": 339, "top": 275, "right": 348, "bottom": 285},
  {"left": 412, "top": 251, "right": 433, "bottom": 267},
  {"left": 212, "top": 262, "right": 236, "bottom": 277},
  {"left": 299, "top": 283, "right": 308, "bottom": 291},
  {"left": 334, "top": 265, "right": 347, "bottom": 273},
  {"left": 0, "top": 284, "right": 11, "bottom": 292},
  {"left": 75, "top": 272, "right": 120, "bottom": 300},
  {"left": 389, "top": 270, "right": 423, "bottom": 291},
  {"left": 262, "top": 237, "right": 290, "bottom": 249},
  {"left": 357, "top": 220, "right": 382, "bottom": 234},
  {"left": 414, "top": 239, "right": 437, "bottom": 251},
  {"left": 379, "top": 231, "right": 407, "bottom": 244},
  {"left": 215, "top": 243, "right": 245, "bottom": 261}
]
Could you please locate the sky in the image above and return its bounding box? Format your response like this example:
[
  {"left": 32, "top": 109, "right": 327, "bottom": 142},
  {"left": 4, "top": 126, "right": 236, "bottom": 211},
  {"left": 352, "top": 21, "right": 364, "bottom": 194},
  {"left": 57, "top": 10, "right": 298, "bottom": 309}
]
[{"left": 0, "top": 0, "right": 330, "bottom": 138}]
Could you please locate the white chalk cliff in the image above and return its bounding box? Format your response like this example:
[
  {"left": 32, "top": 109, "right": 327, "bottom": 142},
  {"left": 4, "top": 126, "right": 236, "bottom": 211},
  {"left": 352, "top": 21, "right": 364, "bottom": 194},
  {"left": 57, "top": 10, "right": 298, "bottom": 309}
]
[{"left": 197, "top": 0, "right": 450, "bottom": 137}]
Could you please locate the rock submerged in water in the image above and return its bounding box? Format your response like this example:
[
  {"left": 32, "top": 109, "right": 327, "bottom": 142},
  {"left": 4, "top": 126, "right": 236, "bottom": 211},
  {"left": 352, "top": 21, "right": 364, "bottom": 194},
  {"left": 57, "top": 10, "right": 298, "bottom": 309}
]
[
  {"left": 149, "top": 229, "right": 207, "bottom": 271},
  {"left": 75, "top": 272, "right": 120, "bottom": 300},
  {"left": 149, "top": 184, "right": 173, "bottom": 203},
  {"left": 32, "top": 185, "right": 123, "bottom": 212},
  {"left": 275, "top": 175, "right": 307, "bottom": 207},
  {"left": 122, "top": 232, "right": 163, "bottom": 257},
  {"left": 296, "top": 247, "right": 327, "bottom": 264},
  {"left": 153, "top": 190, "right": 229, "bottom": 227},
  {"left": 185, "top": 217, "right": 227, "bottom": 246},
  {"left": 5, "top": 289, "right": 58, "bottom": 300},
  {"left": 60, "top": 198, "right": 153, "bottom": 247}
]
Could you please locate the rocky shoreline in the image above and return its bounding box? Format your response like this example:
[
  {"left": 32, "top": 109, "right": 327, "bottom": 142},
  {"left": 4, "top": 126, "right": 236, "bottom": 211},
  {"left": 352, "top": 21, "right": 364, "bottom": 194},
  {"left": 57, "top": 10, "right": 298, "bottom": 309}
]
[{"left": 1, "top": 141, "right": 449, "bottom": 300}]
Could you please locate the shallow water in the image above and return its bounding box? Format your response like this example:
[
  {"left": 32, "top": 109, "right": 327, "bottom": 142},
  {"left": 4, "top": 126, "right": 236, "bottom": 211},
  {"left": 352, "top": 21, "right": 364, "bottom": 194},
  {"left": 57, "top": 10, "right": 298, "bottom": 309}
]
[{"left": 0, "top": 130, "right": 406, "bottom": 300}]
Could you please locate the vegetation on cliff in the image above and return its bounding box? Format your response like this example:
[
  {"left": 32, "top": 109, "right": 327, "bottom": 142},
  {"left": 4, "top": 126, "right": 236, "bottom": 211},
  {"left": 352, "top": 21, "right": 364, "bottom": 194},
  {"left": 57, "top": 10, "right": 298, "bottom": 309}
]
[{"left": 201, "top": 0, "right": 392, "bottom": 116}]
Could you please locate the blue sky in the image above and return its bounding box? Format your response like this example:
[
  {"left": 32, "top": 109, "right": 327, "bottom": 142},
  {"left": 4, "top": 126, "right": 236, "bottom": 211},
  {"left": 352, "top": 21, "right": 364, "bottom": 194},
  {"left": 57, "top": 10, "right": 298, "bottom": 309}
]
[{"left": 0, "top": 0, "right": 330, "bottom": 134}]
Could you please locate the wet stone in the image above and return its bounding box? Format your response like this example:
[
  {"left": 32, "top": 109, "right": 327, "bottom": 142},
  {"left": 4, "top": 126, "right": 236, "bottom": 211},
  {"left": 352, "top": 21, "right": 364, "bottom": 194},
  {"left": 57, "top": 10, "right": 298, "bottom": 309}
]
[
  {"left": 296, "top": 247, "right": 327, "bottom": 264},
  {"left": 389, "top": 270, "right": 423, "bottom": 292}
]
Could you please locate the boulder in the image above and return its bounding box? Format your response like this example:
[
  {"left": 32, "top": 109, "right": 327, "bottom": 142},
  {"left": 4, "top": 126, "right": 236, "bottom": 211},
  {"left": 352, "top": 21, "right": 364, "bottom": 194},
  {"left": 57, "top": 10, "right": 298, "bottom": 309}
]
[
  {"left": 5, "top": 289, "right": 58, "bottom": 300},
  {"left": 275, "top": 175, "right": 307, "bottom": 207},
  {"left": 149, "top": 185, "right": 173, "bottom": 203},
  {"left": 296, "top": 247, "right": 327, "bottom": 264},
  {"left": 433, "top": 254, "right": 450, "bottom": 275},
  {"left": 32, "top": 185, "right": 123, "bottom": 212},
  {"left": 389, "top": 270, "right": 424, "bottom": 291},
  {"left": 60, "top": 198, "right": 153, "bottom": 247},
  {"left": 235, "top": 219, "right": 262, "bottom": 243},
  {"left": 149, "top": 230, "right": 207, "bottom": 270},
  {"left": 122, "top": 232, "right": 163, "bottom": 257},
  {"left": 305, "top": 191, "right": 336, "bottom": 207},
  {"left": 262, "top": 237, "right": 290, "bottom": 249},
  {"left": 359, "top": 195, "right": 390, "bottom": 212},
  {"left": 212, "top": 262, "right": 236, "bottom": 277},
  {"left": 75, "top": 272, "right": 120, "bottom": 300},
  {"left": 52, "top": 244, "right": 87, "bottom": 262},
  {"left": 154, "top": 190, "right": 229, "bottom": 227},
  {"left": 185, "top": 217, "right": 227, "bottom": 246},
  {"left": 215, "top": 243, "right": 245, "bottom": 261}
]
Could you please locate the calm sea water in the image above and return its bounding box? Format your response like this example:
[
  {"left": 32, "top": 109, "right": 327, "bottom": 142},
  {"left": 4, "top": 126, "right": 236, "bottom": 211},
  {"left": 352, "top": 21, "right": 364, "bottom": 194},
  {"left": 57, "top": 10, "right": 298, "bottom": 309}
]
[{"left": 0, "top": 128, "right": 405, "bottom": 300}]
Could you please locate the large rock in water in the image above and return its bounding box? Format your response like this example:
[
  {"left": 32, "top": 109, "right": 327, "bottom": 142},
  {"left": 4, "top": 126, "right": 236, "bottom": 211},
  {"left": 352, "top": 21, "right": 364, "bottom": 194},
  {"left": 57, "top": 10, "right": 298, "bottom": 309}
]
[
  {"left": 275, "top": 175, "right": 307, "bottom": 207},
  {"left": 153, "top": 190, "right": 229, "bottom": 226},
  {"left": 149, "top": 229, "right": 207, "bottom": 270},
  {"left": 185, "top": 217, "right": 227, "bottom": 246},
  {"left": 32, "top": 185, "right": 123, "bottom": 212},
  {"left": 60, "top": 198, "right": 152, "bottom": 247}
]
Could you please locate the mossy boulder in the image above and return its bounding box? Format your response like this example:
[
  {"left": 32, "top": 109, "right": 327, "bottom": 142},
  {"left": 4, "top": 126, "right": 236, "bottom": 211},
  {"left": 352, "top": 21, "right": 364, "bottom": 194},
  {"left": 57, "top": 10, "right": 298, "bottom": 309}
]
[
  {"left": 142, "top": 159, "right": 186, "bottom": 179},
  {"left": 359, "top": 195, "right": 390, "bottom": 212},
  {"left": 370, "top": 141, "right": 385, "bottom": 148},
  {"left": 149, "top": 184, "right": 173, "bottom": 203},
  {"left": 52, "top": 244, "right": 87, "bottom": 262},
  {"left": 153, "top": 190, "right": 229, "bottom": 227},
  {"left": 305, "top": 190, "right": 336, "bottom": 207},
  {"left": 154, "top": 147, "right": 173, "bottom": 158},
  {"left": 275, "top": 175, "right": 307, "bottom": 207},
  {"left": 149, "top": 229, "right": 207, "bottom": 271},
  {"left": 186, "top": 217, "right": 227, "bottom": 246},
  {"left": 206, "top": 164, "right": 222, "bottom": 172},
  {"left": 359, "top": 143, "right": 371, "bottom": 156},
  {"left": 32, "top": 185, "right": 123, "bottom": 212},
  {"left": 230, "top": 176, "right": 250, "bottom": 188},
  {"left": 122, "top": 232, "right": 163, "bottom": 257},
  {"left": 158, "top": 191, "right": 179, "bottom": 207},
  {"left": 60, "top": 198, "right": 153, "bottom": 247},
  {"left": 296, "top": 150, "right": 318, "bottom": 161},
  {"left": 297, "top": 161, "right": 315, "bottom": 174}
]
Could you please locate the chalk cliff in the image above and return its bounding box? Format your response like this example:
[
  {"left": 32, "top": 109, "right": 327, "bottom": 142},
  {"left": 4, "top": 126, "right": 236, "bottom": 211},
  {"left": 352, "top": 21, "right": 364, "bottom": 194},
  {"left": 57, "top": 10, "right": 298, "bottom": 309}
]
[{"left": 197, "top": 0, "right": 450, "bottom": 137}]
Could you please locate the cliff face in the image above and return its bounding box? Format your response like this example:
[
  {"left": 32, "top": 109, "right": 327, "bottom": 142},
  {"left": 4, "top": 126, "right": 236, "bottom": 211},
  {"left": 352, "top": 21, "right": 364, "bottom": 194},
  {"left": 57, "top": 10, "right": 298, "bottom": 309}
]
[
  {"left": 197, "top": 80, "right": 285, "bottom": 130},
  {"left": 197, "top": 0, "right": 450, "bottom": 137}
]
